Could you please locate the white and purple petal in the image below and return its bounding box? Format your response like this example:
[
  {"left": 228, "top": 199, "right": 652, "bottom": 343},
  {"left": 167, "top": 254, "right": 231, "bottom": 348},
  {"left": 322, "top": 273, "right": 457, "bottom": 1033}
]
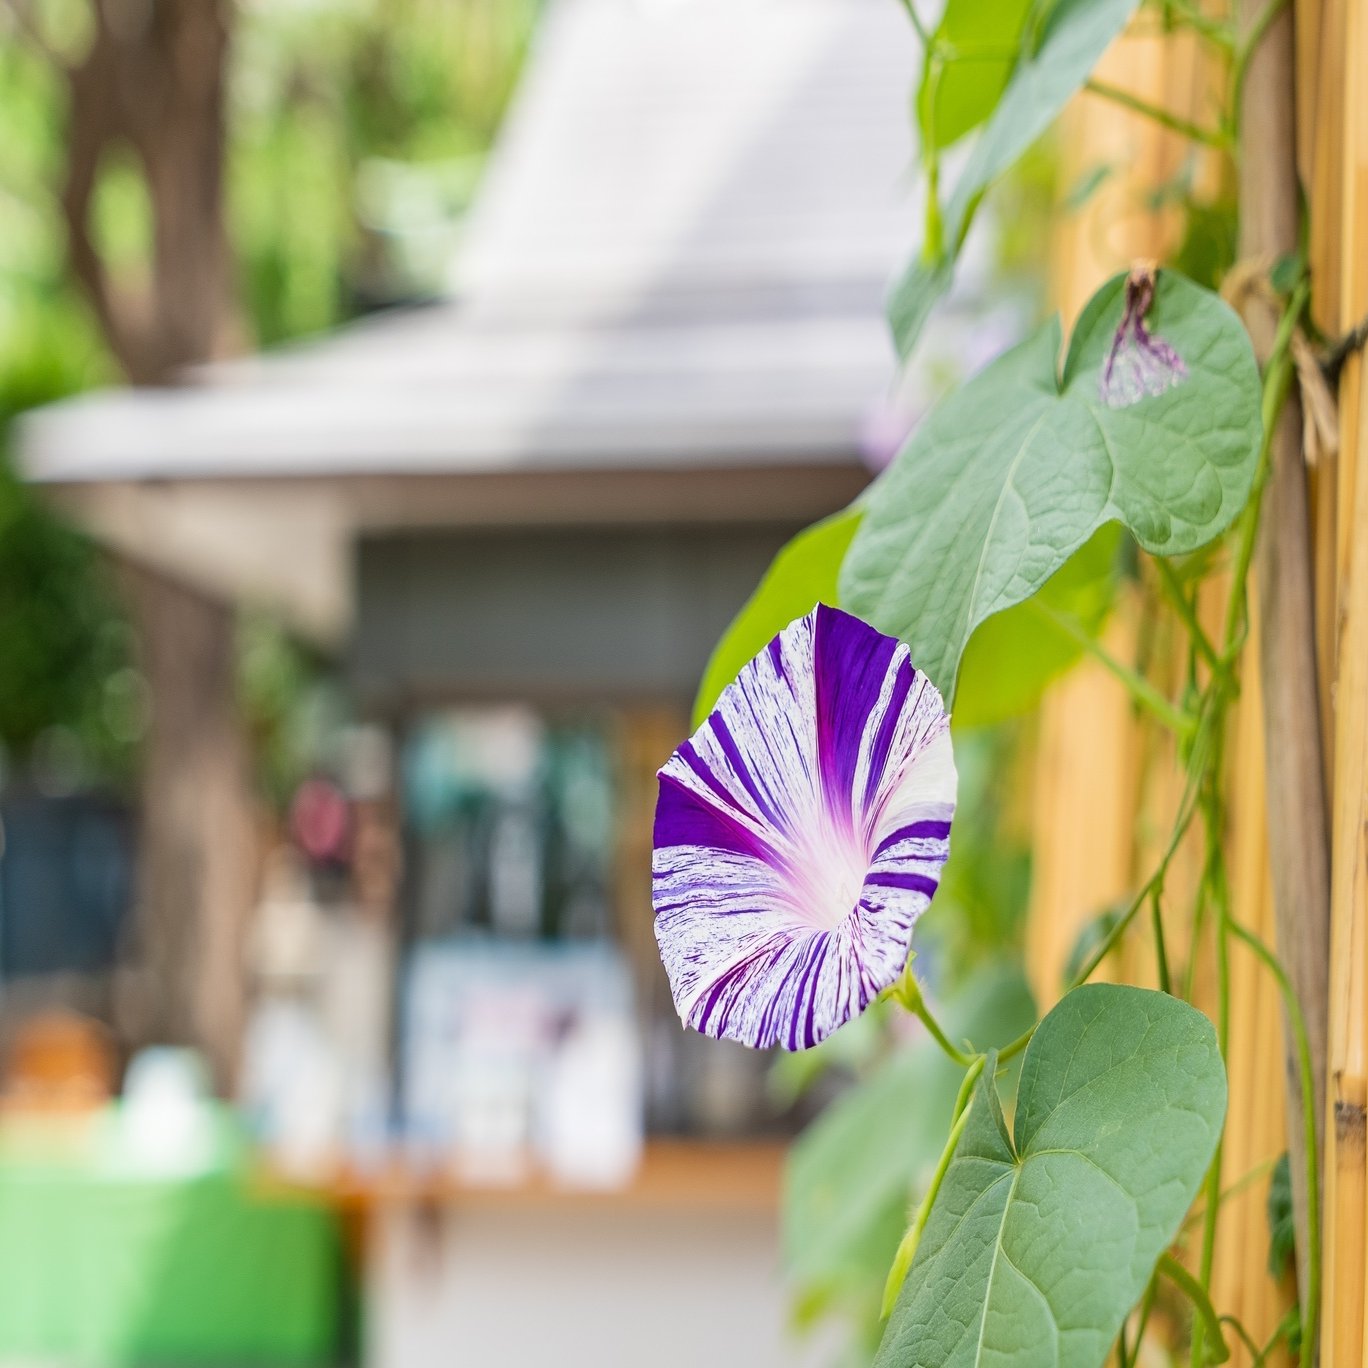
[{"left": 652, "top": 604, "right": 956, "bottom": 1050}]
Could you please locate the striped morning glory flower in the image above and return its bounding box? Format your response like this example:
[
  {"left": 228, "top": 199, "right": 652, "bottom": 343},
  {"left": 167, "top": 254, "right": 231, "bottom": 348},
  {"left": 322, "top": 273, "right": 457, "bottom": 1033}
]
[{"left": 652, "top": 605, "right": 956, "bottom": 1050}]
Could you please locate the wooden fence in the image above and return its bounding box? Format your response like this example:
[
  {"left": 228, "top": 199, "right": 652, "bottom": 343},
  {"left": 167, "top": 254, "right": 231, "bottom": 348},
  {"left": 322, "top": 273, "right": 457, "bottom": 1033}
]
[{"left": 1028, "top": 3, "right": 1366, "bottom": 1360}]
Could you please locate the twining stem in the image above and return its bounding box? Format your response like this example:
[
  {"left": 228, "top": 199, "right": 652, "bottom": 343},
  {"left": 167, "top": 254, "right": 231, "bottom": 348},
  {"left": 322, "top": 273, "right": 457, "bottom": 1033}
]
[
  {"left": 892, "top": 966, "right": 976, "bottom": 1068},
  {"left": 1192, "top": 792, "right": 1232, "bottom": 1368},
  {"left": 911, "top": 997, "right": 973, "bottom": 1067},
  {"left": 1160, "top": 1252, "right": 1231, "bottom": 1363},
  {"left": 1150, "top": 889, "right": 1173, "bottom": 994},
  {"left": 1039, "top": 603, "right": 1195, "bottom": 737},
  {"left": 1220, "top": 1308, "right": 1295, "bottom": 1367},
  {"left": 1149, "top": 0, "right": 1237, "bottom": 48},
  {"left": 1083, "top": 79, "right": 1232, "bottom": 149},
  {"left": 881, "top": 1054, "right": 986, "bottom": 1318},
  {"left": 896, "top": 0, "right": 930, "bottom": 43},
  {"left": 1221, "top": 1316, "right": 1266, "bottom": 1366},
  {"left": 886, "top": 260, "right": 1310, "bottom": 1343},
  {"left": 1181, "top": 1156, "right": 1280, "bottom": 1232},
  {"left": 999, "top": 716, "right": 1212, "bottom": 1065},
  {"left": 950, "top": 1051, "right": 982, "bottom": 1122},
  {"left": 1154, "top": 557, "right": 1224, "bottom": 679},
  {"left": 995, "top": 271, "right": 1309, "bottom": 1358},
  {"left": 1227, "top": 918, "right": 1321, "bottom": 1368},
  {"left": 1184, "top": 277, "right": 1307, "bottom": 1360},
  {"left": 1127, "top": 1278, "right": 1159, "bottom": 1368}
]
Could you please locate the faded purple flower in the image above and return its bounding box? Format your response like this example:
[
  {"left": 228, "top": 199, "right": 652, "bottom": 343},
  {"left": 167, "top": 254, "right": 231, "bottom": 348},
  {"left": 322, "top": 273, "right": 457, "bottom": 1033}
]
[
  {"left": 652, "top": 605, "right": 956, "bottom": 1050},
  {"left": 1100, "top": 265, "right": 1189, "bottom": 409}
]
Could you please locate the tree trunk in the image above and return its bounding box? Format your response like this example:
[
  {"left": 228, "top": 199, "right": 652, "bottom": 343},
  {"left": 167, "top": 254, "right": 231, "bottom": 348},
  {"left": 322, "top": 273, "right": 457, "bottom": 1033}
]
[
  {"left": 119, "top": 563, "right": 258, "bottom": 1093},
  {"left": 48, "top": 1, "right": 258, "bottom": 1087},
  {"left": 61, "top": 0, "right": 240, "bottom": 385}
]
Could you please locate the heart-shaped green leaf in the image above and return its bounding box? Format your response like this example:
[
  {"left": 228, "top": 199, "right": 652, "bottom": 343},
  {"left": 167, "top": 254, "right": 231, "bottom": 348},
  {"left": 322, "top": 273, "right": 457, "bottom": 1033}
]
[
  {"left": 692, "top": 502, "right": 1116, "bottom": 731},
  {"left": 917, "top": 0, "right": 1036, "bottom": 153},
  {"left": 891, "top": 0, "right": 1139, "bottom": 356},
  {"left": 952, "top": 524, "right": 1121, "bottom": 729},
  {"left": 876, "top": 984, "right": 1227, "bottom": 1368},
  {"left": 691, "top": 508, "right": 859, "bottom": 729},
  {"left": 693, "top": 508, "right": 1120, "bottom": 731},
  {"left": 846, "top": 270, "right": 1261, "bottom": 702},
  {"left": 784, "top": 966, "right": 1036, "bottom": 1298}
]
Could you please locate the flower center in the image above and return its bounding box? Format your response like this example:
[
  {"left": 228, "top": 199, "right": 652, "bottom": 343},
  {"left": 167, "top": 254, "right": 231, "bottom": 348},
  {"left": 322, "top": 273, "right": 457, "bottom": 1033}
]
[{"left": 787, "top": 822, "right": 870, "bottom": 932}]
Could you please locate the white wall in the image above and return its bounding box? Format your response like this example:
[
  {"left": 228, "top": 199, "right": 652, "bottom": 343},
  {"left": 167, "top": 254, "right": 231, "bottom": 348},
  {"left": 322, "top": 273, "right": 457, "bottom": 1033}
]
[{"left": 367, "top": 1201, "right": 829, "bottom": 1368}]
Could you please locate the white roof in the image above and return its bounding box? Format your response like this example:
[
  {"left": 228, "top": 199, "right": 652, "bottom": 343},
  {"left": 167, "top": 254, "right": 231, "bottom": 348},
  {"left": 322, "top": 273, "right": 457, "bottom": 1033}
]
[
  {"left": 22, "top": 0, "right": 929, "bottom": 487},
  {"left": 453, "top": 0, "right": 920, "bottom": 319}
]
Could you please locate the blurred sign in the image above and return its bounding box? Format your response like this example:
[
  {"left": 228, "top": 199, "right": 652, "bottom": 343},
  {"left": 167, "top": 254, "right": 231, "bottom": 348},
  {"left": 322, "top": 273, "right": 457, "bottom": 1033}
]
[
  {"left": 0, "top": 794, "right": 133, "bottom": 979},
  {"left": 403, "top": 940, "right": 643, "bottom": 1188}
]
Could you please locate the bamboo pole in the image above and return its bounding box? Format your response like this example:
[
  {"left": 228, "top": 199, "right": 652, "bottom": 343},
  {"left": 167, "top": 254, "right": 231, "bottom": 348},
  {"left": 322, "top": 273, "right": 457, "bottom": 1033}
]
[
  {"left": 1237, "top": 0, "right": 1332, "bottom": 1318},
  {"left": 1210, "top": 594, "right": 1296, "bottom": 1363},
  {"left": 1294, "top": 0, "right": 1345, "bottom": 801},
  {"left": 1026, "top": 23, "right": 1204, "bottom": 1008},
  {"left": 1031, "top": 14, "right": 1297, "bottom": 1362},
  {"left": 1318, "top": 0, "right": 1368, "bottom": 1353}
]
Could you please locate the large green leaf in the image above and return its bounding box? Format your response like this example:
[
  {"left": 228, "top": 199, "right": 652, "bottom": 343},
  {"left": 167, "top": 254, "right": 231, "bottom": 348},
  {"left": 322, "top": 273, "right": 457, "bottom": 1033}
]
[
  {"left": 784, "top": 966, "right": 1036, "bottom": 1295},
  {"left": 876, "top": 984, "right": 1227, "bottom": 1368},
  {"left": 891, "top": 0, "right": 1139, "bottom": 356},
  {"left": 846, "top": 270, "right": 1261, "bottom": 702},
  {"left": 953, "top": 524, "right": 1121, "bottom": 729},
  {"left": 691, "top": 507, "right": 858, "bottom": 729},
  {"left": 693, "top": 509, "right": 1117, "bottom": 732},
  {"left": 917, "top": 0, "right": 1036, "bottom": 153}
]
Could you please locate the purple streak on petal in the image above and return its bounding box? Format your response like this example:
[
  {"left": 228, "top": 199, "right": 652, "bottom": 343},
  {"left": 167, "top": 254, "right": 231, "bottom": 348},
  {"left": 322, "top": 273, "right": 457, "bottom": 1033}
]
[
  {"left": 861, "top": 657, "right": 915, "bottom": 815},
  {"left": 863, "top": 870, "right": 941, "bottom": 897},
  {"left": 674, "top": 737, "right": 754, "bottom": 826},
  {"left": 767, "top": 634, "right": 787, "bottom": 681},
  {"left": 654, "top": 772, "right": 772, "bottom": 860},
  {"left": 874, "top": 818, "right": 953, "bottom": 856},
  {"left": 812, "top": 604, "right": 900, "bottom": 827},
  {"left": 707, "top": 711, "right": 789, "bottom": 835},
  {"left": 787, "top": 934, "right": 827, "bottom": 1051}
]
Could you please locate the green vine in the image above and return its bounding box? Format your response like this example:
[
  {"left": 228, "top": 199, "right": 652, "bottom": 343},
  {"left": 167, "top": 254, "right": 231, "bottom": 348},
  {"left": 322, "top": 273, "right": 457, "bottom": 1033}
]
[
  {"left": 705, "top": 2, "right": 1325, "bottom": 1362},
  {"left": 875, "top": 4, "right": 1319, "bottom": 1358}
]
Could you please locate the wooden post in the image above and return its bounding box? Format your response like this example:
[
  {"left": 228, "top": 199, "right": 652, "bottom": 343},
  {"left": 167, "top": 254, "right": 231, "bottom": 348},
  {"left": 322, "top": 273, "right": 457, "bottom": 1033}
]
[
  {"left": 1238, "top": 0, "right": 1333, "bottom": 1317},
  {"left": 1319, "top": 0, "right": 1368, "bottom": 1354}
]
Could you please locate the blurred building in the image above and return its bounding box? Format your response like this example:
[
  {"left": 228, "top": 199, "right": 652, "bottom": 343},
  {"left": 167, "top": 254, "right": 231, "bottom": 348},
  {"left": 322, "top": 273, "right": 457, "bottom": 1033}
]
[{"left": 13, "top": 0, "right": 997, "bottom": 1364}]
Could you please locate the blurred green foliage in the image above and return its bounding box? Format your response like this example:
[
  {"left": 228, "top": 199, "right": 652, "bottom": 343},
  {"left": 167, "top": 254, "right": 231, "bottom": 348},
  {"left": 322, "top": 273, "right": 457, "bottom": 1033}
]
[
  {"left": 916, "top": 725, "right": 1032, "bottom": 979},
  {"left": 0, "top": 320, "right": 130, "bottom": 784},
  {"left": 236, "top": 611, "right": 350, "bottom": 814},
  {"left": 0, "top": 0, "right": 537, "bottom": 792},
  {"left": 783, "top": 963, "right": 1036, "bottom": 1359},
  {"left": 231, "top": 0, "right": 538, "bottom": 342}
]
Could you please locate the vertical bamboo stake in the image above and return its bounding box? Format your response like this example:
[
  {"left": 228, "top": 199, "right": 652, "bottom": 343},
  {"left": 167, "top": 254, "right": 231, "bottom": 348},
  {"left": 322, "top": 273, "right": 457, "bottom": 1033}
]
[
  {"left": 1210, "top": 596, "right": 1296, "bottom": 1364},
  {"left": 1319, "top": 0, "right": 1368, "bottom": 1353},
  {"left": 1032, "top": 13, "right": 1297, "bottom": 1361},
  {"left": 1024, "top": 611, "right": 1142, "bottom": 1006},
  {"left": 1300, "top": 0, "right": 1346, "bottom": 788},
  {"left": 1237, "top": 0, "right": 1332, "bottom": 1317},
  {"left": 1026, "top": 22, "right": 1202, "bottom": 1007}
]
